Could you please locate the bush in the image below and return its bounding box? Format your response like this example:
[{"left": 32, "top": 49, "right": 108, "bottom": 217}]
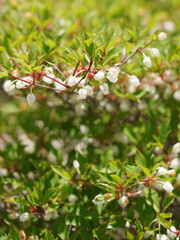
[{"left": 0, "top": 0, "right": 180, "bottom": 239}]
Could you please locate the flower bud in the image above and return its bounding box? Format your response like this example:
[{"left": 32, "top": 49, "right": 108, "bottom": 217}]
[
  {"left": 99, "top": 83, "right": 109, "bottom": 95},
  {"left": 162, "top": 181, "right": 174, "bottom": 193},
  {"left": 149, "top": 48, "right": 160, "bottom": 57},
  {"left": 118, "top": 196, "right": 129, "bottom": 208},
  {"left": 167, "top": 226, "right": 177, "bottom": 239},
  {"left": 94, "top": 71, "right": 105, "bottom": 81},
  {"left": 78, "top": 88, "right": 88, "bottom": 99},
  {"left": 3, "top": 80, "right": 15, "bottom": 92},
  {"left": 158, "top": 32, "right": 167, "bottom": 41},
  {"left": 170, "top": 158, "right": 180, "bottom": 169},
  {"left": 128, "top": 75, "right": 140, "bottom": 87},
  {"left": 73, "top": 160, "right": 80, "bottom": 169},
  {"left": 27, "top": 93, "right": 36, "bottom": 106},
  {"left": 143, "top": 56, "right": 152, "bottom": 68},
  {"left": 19, "top": 212, "right": 30, "bottom": 222}
]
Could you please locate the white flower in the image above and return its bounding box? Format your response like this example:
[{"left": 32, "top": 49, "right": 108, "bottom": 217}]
[
  {"left": 85, "top": 85, "right": 94, "bottom": 96},
  {"left": 94, "top": 71, "right": 105, "bottom": 81},
  {"left": 16, "top": 81, "right": 27, "bottom": 89},
  {"left": 125, "top": 221, "right": 130, "bottom": 228},
  {"left": 3, "top": 80, "right": 15, "bottom": 92},
  {"left": 27, "top": 93, "right": 36, "bottom": 106},
  {"left": 44, "top": 211, "right": 52, "bottom": 221},
  {"left": 78, "top": 78, "right": 86, "bottom": 87},
  {"left": 162, "top": 181, "right": 174, "bottom": 193},
  {"left": 107, "top": 225, "right": 113, "bottom": 230},
  {"left": 118, "top": 196, "right": 129, "bottom": 208},
  {"left": 99, "top": 83, "right": 109, "bottom": 95},
  {"left": 128, "top": 75, "right": 140, "bottom": 87},
  {"left": 0, "top": 168, "right": 8, "bottom": 177},
  {"left": 157, "top": 167, "right": 168, "bottom": 175},
  {"left": 42, "top": 75, "right": 54, "bottom": 84},
  {"left": 156, "top": 234, "right": 170, "bottom": 240},
  {"left": 80, "top": 125, "right": 89, "bottom": 134},
  {"left": 68, "top": 194, "right": 78, "bottom": 203},
  {"left": 158, "top": 32, "right": 167, "bottom": 41},
  {"left": 170, "top": 158, "right": 180, "bottom": 169},
  {"left": 167, "top": 226, "right": 177, "bottom": 239},
  {"left": 68, "top": 76, "right": 78, "bottom": 87},
  {"left": 144, "top": 231, "right": 151, "bottom": 239},
  {"left": 163, "top": 21, "right": 175, "bottom": 32},
  {"left": 54, "top": 79, "right": 66, "bottom": 91},
  {"left": 78, "top": 88, "right": 88, "bottom": 99},
  {"left": 150, "top": 48, "right": 160, "bottom": 57},
  {"left": 173, "top": 90, "right": 180, "bottom": 102},
  {"left": 73, "top": 160, "right": 80, "bottom": 169},
  {"left": 19, "top": 212, "right": 30, "bottom": 222},
  {"left": 172, "top": 142, "right": 180, "bottom": 154},
  {"left": 44, "top": 66, "right": 54, "bottom": 75},
  {"left": 107, "top": 67, "right": 120, "bottom": 83},
  {"left": 51, "top": 211, "right": 59, "bottom": 219},
  {"left": 143, "top": 56, "right": 152, "bottom": 68}
]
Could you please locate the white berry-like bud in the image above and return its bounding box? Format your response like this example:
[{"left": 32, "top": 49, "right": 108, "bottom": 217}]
[
  {"left": 68, "top": 76, "right": 77, "bottom": 87},
  {"left": 3, "top": 80, "right": 15, "bottom": 92},
  {"left": 78, "top": 88, "right": 88, "bottom": 99},
  {"left": 27, "top": 93, "right": 36, "bottom": 106},
  {"left": 157, "top": 167, "right": 168, "bottom": 175},
  {"left": 162, "top": 181, "right": 174, "bottom": 193},
  {"left": 73, "top": 160, "right": 80, "bottom": 169},
  {"left": 143, "top": 56, "right": 152, "bottom": 68},
  {"left": 42, "top": 75, "right": 53, "bottom": 84},
  {"left": 158, "top": 32, "right": 167, "bottom": 41},
  {"left": 107, "top": 67, "right": 120, "bottom": 83},
  {"left": 167, "top": 226, "right": 177, "bottom": 239},
  {"left": 19, "top": 212, "right": 30, "bottom": 222},
  {"left": 54, "top": 79, "right": 66, "bottom": 91},
  {"left": 16, "top": 81, "right": 27, "bottom": 89},
  {"left": 118, "top": 196, "right": 129, "bottom": 208},
  {"left": 94, "top": 71, "right": 105, "bottom": 81},
  {"left": 170, "top": 158, "right": 180, "bottom": 169},
  {"left": 172, "top": 142, "right": 180, "bottom": 154},
  {"left": 44, "top": 66, "right": 53, "bottom": 75},
  {"left": 150, "top": 48, "right": 160, "bottom": 57},
  {"left": 173, "top": 90, "right": 180, "bottom": 101},
  {"left": 85, "top": 85, "right": 94, "bottom": 96},
  {"left": 156, "top": 234, "right": 170, "bottom": 240},
  {"left": 99, "top": 83, "right": 109, "bottom": 95},
  {"left": 128, "top": 75, "right": 140, "bottom": 87}
]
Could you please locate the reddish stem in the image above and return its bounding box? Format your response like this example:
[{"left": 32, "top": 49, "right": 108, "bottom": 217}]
[{"left": 11, "top": 75, "right": 32, "bottom": 84}]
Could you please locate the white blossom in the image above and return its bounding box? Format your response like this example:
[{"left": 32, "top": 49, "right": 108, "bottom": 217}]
[
  {"left": 158, "top": 32, "right": 167, "bottom": 41},
  {"left": 157, "top": 167, "right": 168, "bottom": 175},
  {"left": 167, "top": 226, "right": 177, "bottom": 239},
  {"left": 173, "top": 90, "right": 180, "bottom": 101},
  {"left": 118, "top": 196, "right": 129, "bottom": 208},
  {"left": 162, "top": 181, "right": 174, "bottom": 193},
  {"left": 99, "top": 83, "right": 109, "bottom": 95},
  {"left": 0, "top": 168, "right": 8, "bottom": 176},
  {"left": 78, "top": 88, "right": 88, "bottom": 99},
  {"left": 42, "top": 75, "right": 53, "bottom": 84},
  {"left": 107, "top": 67, "right": 120, "bottom": 83},
  {"left": 149, "top": 48, "right": 160, "bottom": 57},
  {"left": 172, "top": 142, "right": 180, "bottom": 154},
  {"left": 94, "top": 71, "right": 105, "bottom": 81},
  {"left": 128, "top": 75, "right": 140, "bottom": 87},
  {"left": 156, "top": 234, "right": 170, "bottom": 240},
  {"left": 170, "top": 158, "right": 180, "bottom": 169},
  {"left": 3, "top": 80, "right": 15, "bottom": 92},
  {"left": 44, "top": 66, "right": 54, "bottom": 75},
  {"left": 143, "top": 56, "right": 152, "bottom": 68},
  {"left": 80, "top": 125, "right": 89, "bottom": 134},
  {"left": 9, "top": 212, "right": 19, "bottom": 220},
  {"left": 163, "top": 21, "right": 175, "bottom": 32},
  {"left": 85, "top": 85, "right": 94, "bottom": 96},
  {"left": 68, "top": 194, "right": 78, "bottom": 203},
  {"left": 19, "top": 212, "right": 30, "bottom": 222},
  {"left": 68, "top": 76, "right": 78, "bottom": 87},
  {"left": 125, "top": 221, "right": 130, "bottom": 228},
  {"left": 27, "top": 93, "right": 36, "bottom": 106},
  {"left": 54, "top": 79, "right": 66, "bottom": 91},
  {"left": 73, "top": 160, "right": 80, "bottom": 169},
  {"left": 16, "top": 81, "right": 27, "bottom": 89}
]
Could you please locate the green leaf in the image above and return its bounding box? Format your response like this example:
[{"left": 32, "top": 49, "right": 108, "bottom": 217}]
[
  {"left": 144, "top": 187, "right": 160, "bottom": 213},
  {"left": 8, "top": 225, "right": 19, "bottom": 240},
  {"left": 163, "top": 195, "right": 174, "bottom": 211},
  {"left": 51, "top": 165, "right": 71, "bottom": 180},
  {"left": 44, "top": 230, "right": 55, "bottom": 240},
  {"left": 135, "top": 149, "right": 146, "bottom": 167},
  {"left": 1, "top": 50, "right": 10, "bottom": 69},
  {"left": 44, "top": 188, "right": 57, "bottom": 204}
]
